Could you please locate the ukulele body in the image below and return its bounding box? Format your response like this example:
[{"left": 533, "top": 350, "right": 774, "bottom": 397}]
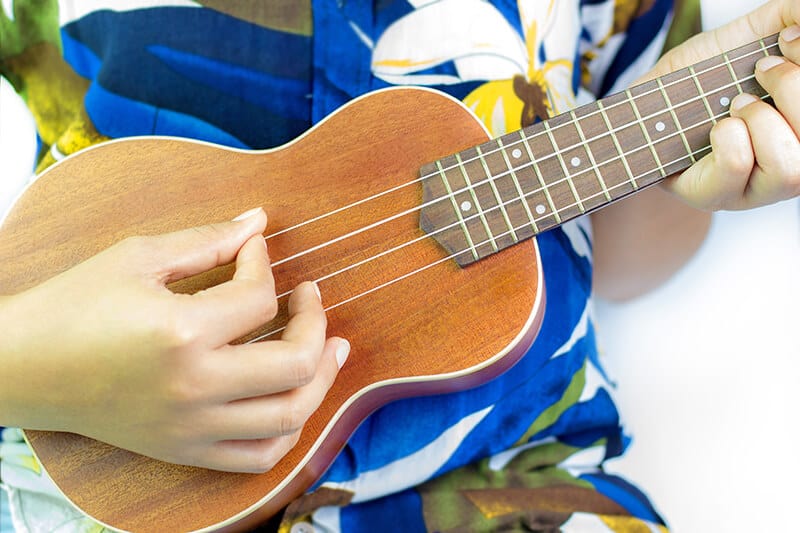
[{"left": 0, "top": 87, "right": 544, "bottom": 531}]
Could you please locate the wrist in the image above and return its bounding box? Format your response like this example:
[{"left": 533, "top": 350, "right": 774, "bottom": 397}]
[
  {"left": 0, "top": 294, "right": 23, "bottom": 425},
  {"left": 0, "top": 292, "right": 50, "bottom": 429}
]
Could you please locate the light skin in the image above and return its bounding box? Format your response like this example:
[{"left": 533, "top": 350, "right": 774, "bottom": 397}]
[
  {"left": 1, "top": 0, "right": 799, "bottom": 473},
  {"left": 592, "top": 0, "right": 800, "bottom": 299},
  {"left": 0, "top": 208, "right": 349, "bottom": 473}
]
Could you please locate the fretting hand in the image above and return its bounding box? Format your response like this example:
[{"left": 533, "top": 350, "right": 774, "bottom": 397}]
[{"left": 649, "top": 0, "right": 800, "bottom": 210}]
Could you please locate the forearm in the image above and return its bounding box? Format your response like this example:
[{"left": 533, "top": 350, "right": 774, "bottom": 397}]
[
  {"left": 0, "top": 293, "right": 42, "bottom": 429},
  {"left": 590, "top": 0, "right": 798, "bottom": 301},
  {"left": 0, "top": 290, "right": 80, "bottom": 431},
  {"left": 591, "top": 187, "right": 712, "bottom": 301},
  {"left": 0, "top": 296, "right": 17, "bottom": 424}
]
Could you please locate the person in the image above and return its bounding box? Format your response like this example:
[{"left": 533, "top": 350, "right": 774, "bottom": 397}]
[{"left": 0, "top": 0, "right": 797, "bottom": 531}]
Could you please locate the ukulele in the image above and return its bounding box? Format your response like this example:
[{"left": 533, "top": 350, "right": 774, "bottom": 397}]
[{"left": 0, "top": 33, "right": 778, "bottom": 532}]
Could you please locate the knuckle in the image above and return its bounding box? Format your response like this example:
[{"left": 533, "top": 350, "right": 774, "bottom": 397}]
[
  {"left": 163, "top": 418, "right": 198, "bottom": 444},
  {"left": 291, "top": 352, "right": 318, "bottom": 387},
  {"left": 250, "top": 434, "right": 300, "bottom": 473},
  {"left": 242, "top": 279, "right": 277, "bottom": 324},
  {"left": 251, "top": 458, "right": 275, "bottom": 474},
  {"left": 781, "top": 64, "right": 800, "bottom": 87},
  {"left": 163, "top": 372, "right": 203, "bottom": 406},
  {"left": 304, "top": 296, "right": 327, "bottom": 333},
  {"left": 158, "top": 311, "right": 201, "bottom": 350},
  {"left": 711, "top": 124, "right": 751, "bottom": 175},
  {"left": 279, "top": 405, "right": 308, "bottom": 436},
  {"left": 251, "top": 448, "right": 281, "bottom": 473},
  {"left": 691, "top": 163, "right": 727, "bottom": 211},
  {"left": 133, "top": 318, "right": 206, "bottom": 406},
  {"left": 158, "top": 352, "right": 209, "bottom": 407},
  {"left": 116, "top": 235, "right": 153, "bottom": 256},
  {"left": 771, "top": 142, "right": 800, "bottom": 179},
  {"left": 259, "top": 290, "right": 279, "bottom": 322},
  {"left": 770, "top": 67, "right": 800, "bottom": 102},
  {"left": 190, "top": 223, "right": 222, "bottom": 241},
  {"left": 655, "top": 45, "right": 681, "bottom": 77},
  {"left": 783, "top": 167, "right": 800, "bottom": 194},
  {"left": 725, "top": 149, "right": 752, "bottom": 177}
]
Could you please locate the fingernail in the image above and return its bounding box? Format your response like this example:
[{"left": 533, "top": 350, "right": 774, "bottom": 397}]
[
  {"left": 312, "top": 282, "right": 321, "bottom": 302},
  {"left": 335, "top": 339, "right": 350, "bottom": 369},
  {"left": 781, "top": 25, "right": 800, "bottom": 42},
  {"left": 232, "top": 207, "right": 262, "bottom": 221},
  {"left": 756, "top": 56, "right": 784, "bottom": 72},
  {"left": 730, "top": 93, "right": 758, "bottom": 111}
]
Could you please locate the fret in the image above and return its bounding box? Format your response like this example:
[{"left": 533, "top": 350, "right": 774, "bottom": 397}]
[
  {"left": 627, "top": 79, "right": 690, "bottom": 179},
  {"left": 435, "top": 160, "right": 480, "bottom": 261},
  {"left": 727, "top": 42, "right": 767, "bottom": 95},
  {"left": 654, "top": 69, "right": 711, "bottom": 166},
  {"left": 573, "top": 102, "right": 636, "bottom": 201},
  {"left": 465, "top": 142, "right": 530, "bottom": 250},
  {"left": 443, "top": 150, "right": 509, "bottom": 256},
  {"left": 496, "top": 137, "right": 539, "bottom": 234},
  {"left": 688, "top": 66, "right": 717, "bottom": 125},
  {"left": 523, "top": 122, "right": 584, "bottom": 221},
  {"left": 418, "top": 165, "right": 471, "bottom": 265},
  {"left": 478, "top": 139, "right": 543, "bottom": 242},
  {"left": 497, "top": 132, "right": 559, "bottom": 231},
  {"left": 454, "top": 153, "right": 499, "bottom": 252},
  {"left": 570, "top": 110, "right": 611, "bottom": 202},
  {"left": 602, "top": 91, "right": 663, "bottom": 189},
  {"left": 420, "top": 32, "right": 785, "bottom": 268},
  {"left": 662, "top": 67, "right": 714, "bottom": 164},
  {"left": 656, "top": 77, "right": 695, "bottom": 164},
  {"left": 625, "top": 89, "right": 667, "bottom": 179},
  {"left": 542, "top": 119, "right": 585, "bottom": 214},
  {"left": 595, "top": 99, "right": 638, "bottom": 191},
  {"left": 548, "top": 113, "right": 610, "bottom": 212},
  {"left": 689, "top": 61, "right": 740, "bottom": 124},
  {"left": 722, "top": 52, "right": 743, "bottom": 94},
  {"left": 475, "top": 145, "right": 518, "bottom": 242},
  {"left": 756, "top": 37, "right": 779, "bottom": 93},
  {"left": 758, "top": 37, "right": 771, "bottom": 57},
  {"left": 518, "top": 128, "right": 562, "bottom": 224}
]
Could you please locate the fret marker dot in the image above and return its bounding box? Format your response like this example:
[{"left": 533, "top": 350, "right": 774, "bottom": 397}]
[
  {"left": 512, "top": 148, "right": 522, "bottom": 159},
  {"left": 535, "top": 204, "right": 546, "bottom": 215},
  {"left": 720, "top": 96, "right": 730, "bottom": 107},
  {"left": 570, "top": 156, "right": 581, "bottom": 167},
  {"left": 655, "top": 121, "right": 666, "bottom": 132},
  {"left": 460, "top": 201, "right": 472, "bottom": 212}
]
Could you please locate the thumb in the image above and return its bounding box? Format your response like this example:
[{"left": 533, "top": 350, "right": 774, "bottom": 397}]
[
  {"left": 137, "top": 207, "right": 267, "bottom": 284},
  {"left": 643, "top": 1, "right": 790, "bottom": 81}
]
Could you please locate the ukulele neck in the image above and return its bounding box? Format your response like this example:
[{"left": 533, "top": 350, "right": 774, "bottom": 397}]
[{"left": 420, "top": 33, "right": 778, "bottom": 267}]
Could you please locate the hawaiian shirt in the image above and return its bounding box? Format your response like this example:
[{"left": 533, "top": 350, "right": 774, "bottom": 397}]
[{"left": 0, "top": 1, "right": 673, "bottom": 531}]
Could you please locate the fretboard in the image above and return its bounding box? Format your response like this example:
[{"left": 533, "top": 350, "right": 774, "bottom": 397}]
[{"left": 420, "top": 34, "right": 779, "bottom": 267}]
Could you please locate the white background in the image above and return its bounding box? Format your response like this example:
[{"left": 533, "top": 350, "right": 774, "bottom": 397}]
[
  {"left": 601, "top": 2, "right": 800, "bottom": 532},
  {"left": 0, "top": 1, "right": 798, "bottom": 531}
]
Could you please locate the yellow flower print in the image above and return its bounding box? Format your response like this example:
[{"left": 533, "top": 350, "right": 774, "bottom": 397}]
[{"left": 371, "top": 0, "right": 577, "bottom": 137}]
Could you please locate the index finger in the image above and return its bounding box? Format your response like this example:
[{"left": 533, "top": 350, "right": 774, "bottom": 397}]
[
  {"left": 195, "top": 282, "right": 329, "bottom": 401},
  {"left": 186, "top": 233, "right": 277, "bottom": 347}
]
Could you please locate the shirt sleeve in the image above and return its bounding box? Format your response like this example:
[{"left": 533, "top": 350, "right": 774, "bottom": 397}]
[{"left": 579, "top": 0, "right": 675, "bottom": 98}]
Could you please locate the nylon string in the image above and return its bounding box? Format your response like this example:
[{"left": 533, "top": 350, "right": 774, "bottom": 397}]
[
  {"left": 247, "top": 89, "right": 770, "bottom": 343},
  {"left": 267, "top": 41, "right": 777, "bottom": 271}
]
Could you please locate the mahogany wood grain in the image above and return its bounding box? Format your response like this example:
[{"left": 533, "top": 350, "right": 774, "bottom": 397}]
[
  {"left": 421, "top": 34, "right": 779, "bottom": 266},
  {"left": 0, "top": 31, "right": 784, "bottom": 531},
  {"left": 0, "top": 88, "right": 543, "bottom": 531}
]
